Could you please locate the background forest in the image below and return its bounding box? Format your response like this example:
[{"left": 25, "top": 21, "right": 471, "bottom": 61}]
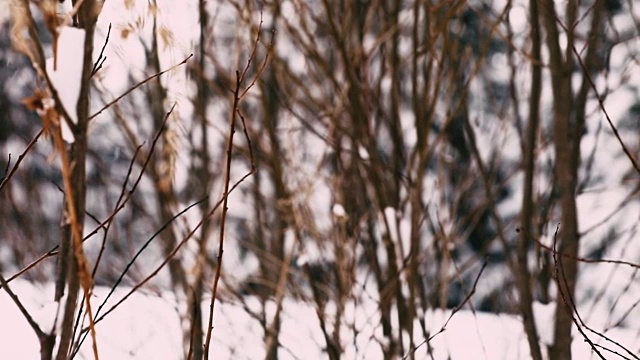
[{"left": 1, "top": 0, "right": 640, "bottom": 359}]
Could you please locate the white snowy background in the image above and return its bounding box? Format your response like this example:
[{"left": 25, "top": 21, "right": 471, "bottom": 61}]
[
  {"left": 2, "top": 276, "right": 638, "bottom": 360},
  {"left": 1, "top": 0, "right": 640, "bottom": 359}
]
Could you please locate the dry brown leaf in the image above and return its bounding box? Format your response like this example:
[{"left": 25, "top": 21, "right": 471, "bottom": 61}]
[{"left": 21, "top": 88, "right": 60, "bottom": 140}]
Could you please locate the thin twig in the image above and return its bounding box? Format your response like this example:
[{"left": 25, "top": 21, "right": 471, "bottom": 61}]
[
  {"left": 534, "top": 236, "right": 640, "bottom": 270},
  {"left": 91, "top": 144, "right": 144, "bottom": 278},
  {"left": 91, "top": 23, "right": 111, "bottom": 77},
  {"left": 2, "top": 102, "right": 173, "bottom": 288},
  {"left": 71, "top": 197, "right": 207, "bottom": 357},
  {"left": 76, "top": 163, "right": 255, "bottom": 338},
  {"left": 552, "top": 224, "right": 607, "bottom": 359},
  {"left": 239, "top": 14, "right": 275, "bottom": 99},
  {"left": 89, "top": 167, "right": 253, "bottom": 324},
  {"left": 89, "top": 54, "right": 193, "bottom": 120},
  {"left": 0, "top": 129, "right": 43, "bottom": 194},
  {"left": 0, "top": 273, "right": 46, "bottom": 341},
  {"left": 71, "top": 101, "right": 177, "bottom": 356},
  {"left": 0, "top": 154, "right": 10, "bottom": 183},
  {"left": 553, "top": 15, "right": 640, "bottom": 176},
  {"left": 203, "top": 70, "right": 242, "bottom": 360},
  {"left": 550, "top": 224, "right": 638, "bottom": 360},
  {"left": 403, "top": 260, "right": 488, "bottom": 359},
  {"left": 203, "top": 13, "right": 269, "bottom": 357}
]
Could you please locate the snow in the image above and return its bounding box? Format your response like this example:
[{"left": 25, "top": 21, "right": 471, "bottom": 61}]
[
  {"left": 45, "top": 26, "right": 86, "bottom": 143},
  {"left": 2, "top": 279, "right": 638, "bottom": 359},
  {"left": 532, "top": 301, "right": 555, "bottom": 346},
  {"left": 35, "top": 293, "right": 67, "bottom": 337},
  {"left": 332, "top": 203, "right": 347, "bottom": 219}
]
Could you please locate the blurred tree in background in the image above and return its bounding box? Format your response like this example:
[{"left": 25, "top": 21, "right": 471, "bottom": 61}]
[{"left": 1, "top": 0, "right": 640, "bottom": 359}]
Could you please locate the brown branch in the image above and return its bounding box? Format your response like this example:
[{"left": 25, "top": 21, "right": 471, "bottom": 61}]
[
  {"left": 516, "top": 0, "right": 544, "bottom": 358},
  {"left": 202, "top": 12, "right": 269, "bottom": 357},
  {"left": 202, "top": 69, "right": 242, "bottom": 359}
]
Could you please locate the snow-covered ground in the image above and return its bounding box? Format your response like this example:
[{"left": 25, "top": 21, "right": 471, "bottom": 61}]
[{"left": 1, "top": 279, "right": 638, "bottom": 359}]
